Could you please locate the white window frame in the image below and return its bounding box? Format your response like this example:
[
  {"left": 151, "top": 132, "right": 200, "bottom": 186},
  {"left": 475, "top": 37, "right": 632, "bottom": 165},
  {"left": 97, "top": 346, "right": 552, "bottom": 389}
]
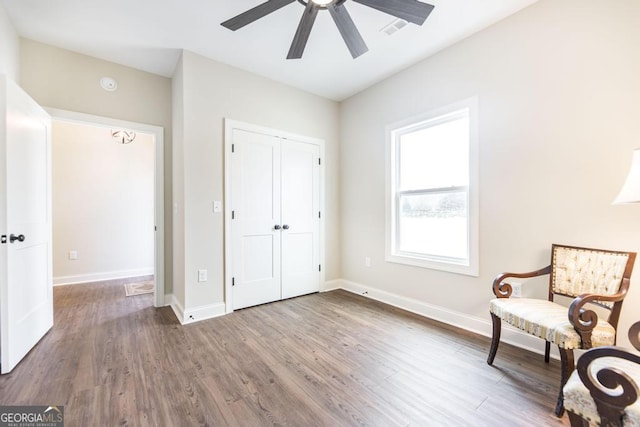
[{"left": 385, "top": 97, "right": 479, "bottom": 276}]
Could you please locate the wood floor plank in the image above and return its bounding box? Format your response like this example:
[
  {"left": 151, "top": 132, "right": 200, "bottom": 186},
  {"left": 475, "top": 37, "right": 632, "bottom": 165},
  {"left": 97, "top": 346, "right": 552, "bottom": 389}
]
[{"left": 0, "top": 279, "right": 570, "bottom": 426}]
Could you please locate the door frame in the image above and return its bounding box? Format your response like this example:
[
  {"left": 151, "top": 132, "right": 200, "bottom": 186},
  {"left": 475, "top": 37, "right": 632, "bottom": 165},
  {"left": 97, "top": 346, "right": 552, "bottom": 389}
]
[
  {"left": 46, "top": 108, "right": 165, "bottom": 307},
  {"left": 224, "top": 118, "right": 325, "bottom": 313}
]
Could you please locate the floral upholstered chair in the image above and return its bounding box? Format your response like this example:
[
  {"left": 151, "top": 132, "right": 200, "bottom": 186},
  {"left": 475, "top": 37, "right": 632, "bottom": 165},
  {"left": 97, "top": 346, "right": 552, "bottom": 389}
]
[
  {"left": 564, "top": 321, "right": 640, "bottom": 426},
  {"left": 487, "top": 244, "right": 636, "bottom": 417}
]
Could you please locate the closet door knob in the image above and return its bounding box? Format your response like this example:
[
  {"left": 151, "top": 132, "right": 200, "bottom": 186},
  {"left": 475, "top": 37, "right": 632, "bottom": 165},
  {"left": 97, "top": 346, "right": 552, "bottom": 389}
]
[
  {"left": 274, "top": 225, "right": 281, "bottom": 230},
  {"left": 282, "top": 224, "right": 289, "bottom": 230},
  {"left": 9, "top": 234, "right": 25, "bottom": 243}
]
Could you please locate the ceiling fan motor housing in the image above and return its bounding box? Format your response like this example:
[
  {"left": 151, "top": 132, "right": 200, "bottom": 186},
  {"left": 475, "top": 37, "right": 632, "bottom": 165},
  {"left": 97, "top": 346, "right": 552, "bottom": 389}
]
[{"left": 297, "top": 0, "right": 347, "bottom": 8}]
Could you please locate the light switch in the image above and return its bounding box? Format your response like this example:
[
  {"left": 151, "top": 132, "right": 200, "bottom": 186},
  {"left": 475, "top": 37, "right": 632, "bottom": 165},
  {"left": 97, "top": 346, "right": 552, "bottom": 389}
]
[
  {"left": 198, "top": 269, "right": 208, "bottom": 282},
  {"left": 213, "top": 200, "right": 223, "bottom": 213},
  {"left": 69, "top": 250, "right": 78, "bottom": 260}
]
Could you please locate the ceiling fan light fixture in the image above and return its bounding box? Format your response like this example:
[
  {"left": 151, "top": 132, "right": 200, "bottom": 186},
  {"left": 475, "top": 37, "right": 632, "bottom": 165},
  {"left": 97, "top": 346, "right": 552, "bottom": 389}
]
[
  {"left": 310, "top": 0, "right": 333, "bottom": 5},
  {"left": 111, "top": 129, "right": 136, "bottom": 144}
]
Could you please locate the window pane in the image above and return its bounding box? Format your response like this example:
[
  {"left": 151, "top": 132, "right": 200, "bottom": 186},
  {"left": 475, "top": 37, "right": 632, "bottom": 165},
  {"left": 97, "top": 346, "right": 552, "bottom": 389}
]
[
  {"left": 398, "top": 192, "right": 468, "bottom": 260},
  {"left": 399, "top": 115, "right": 469, "bottom": 191}
]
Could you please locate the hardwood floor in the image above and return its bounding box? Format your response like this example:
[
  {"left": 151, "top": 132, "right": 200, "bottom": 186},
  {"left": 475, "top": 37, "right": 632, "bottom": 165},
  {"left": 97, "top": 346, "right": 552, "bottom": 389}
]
[{"left": 0, "top": 279, "right": 569, "bottom": 426}]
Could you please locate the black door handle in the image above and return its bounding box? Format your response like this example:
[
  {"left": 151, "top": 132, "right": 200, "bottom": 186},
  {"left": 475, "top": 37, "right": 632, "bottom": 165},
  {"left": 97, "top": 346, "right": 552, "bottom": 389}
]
[
  {"left": 282, "top": 225, "right": 289, "bottom": 230},
  {"left": 274, "top": 225, "right": 281, "bottom": 230},
  {"left": 9, "top": 234, "right": 25, "bottom": 243}
]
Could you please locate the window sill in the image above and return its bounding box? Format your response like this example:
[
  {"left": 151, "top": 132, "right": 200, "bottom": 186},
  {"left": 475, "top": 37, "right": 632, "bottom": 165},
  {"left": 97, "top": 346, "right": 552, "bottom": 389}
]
[{"left": 385, "top": 253, "right": 479, "bottom": 277}]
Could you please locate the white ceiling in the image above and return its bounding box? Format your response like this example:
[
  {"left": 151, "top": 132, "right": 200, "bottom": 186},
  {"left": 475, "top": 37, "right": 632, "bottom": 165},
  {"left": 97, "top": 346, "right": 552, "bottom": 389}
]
[{"left": 2, "top": 0, "right": 538, "bottom": 101}]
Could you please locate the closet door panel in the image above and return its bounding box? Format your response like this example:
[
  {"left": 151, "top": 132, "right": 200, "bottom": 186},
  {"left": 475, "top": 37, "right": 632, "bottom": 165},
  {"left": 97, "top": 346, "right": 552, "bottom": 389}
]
[
  {"left": 281, "top": 139, "right": 320, "bottom": 299},
  {"left": 231, "top": 129, "right": 281, "bottom": 310}
]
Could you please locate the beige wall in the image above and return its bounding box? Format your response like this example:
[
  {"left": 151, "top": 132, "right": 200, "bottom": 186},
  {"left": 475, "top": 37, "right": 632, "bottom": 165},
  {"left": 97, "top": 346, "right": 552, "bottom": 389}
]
[
  {"left": 174, "top": 50, "right": 340, "bottom": 313},
  {"left": 52, "top": 120, "right": 154, "bottom": 283},
  {"left": 20, "top": 39, "right": 174, "bottom": 293},
  {"left": 0, "top": 3, "right": 19, "bottom": 81},
  {"left": 171, "top": 54, "right": 186, "bottom": 306},
  {"left": 340, "top": 0, "right": 640, "bottom": 348}
]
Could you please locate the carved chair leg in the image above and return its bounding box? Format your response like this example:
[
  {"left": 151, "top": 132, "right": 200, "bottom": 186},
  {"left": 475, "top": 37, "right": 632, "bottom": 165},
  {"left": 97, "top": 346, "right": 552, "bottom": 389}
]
[
  {"left": 544, "top": 341, "right": 550, "bottom": 363},
  {"left": 567, "top": 410, "right": 588, "bottom": 427},
  {"left": 487, "top": 313, "right": 501, "bottom": 365},
  {"left": 555, "top": 347, "right": 575, "bottom": 417}
]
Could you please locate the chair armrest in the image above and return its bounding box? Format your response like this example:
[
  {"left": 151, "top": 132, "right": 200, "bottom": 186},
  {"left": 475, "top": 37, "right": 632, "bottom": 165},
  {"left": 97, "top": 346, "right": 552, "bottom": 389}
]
[
  {"left": 491, "top": 265, "right": 551, "bottom": 298},
  {"left": 568, "top": 282, "right": 629, "bottom": 348},
  {"left": 575, "top": 345, "right": 640, "bottom": 425}
]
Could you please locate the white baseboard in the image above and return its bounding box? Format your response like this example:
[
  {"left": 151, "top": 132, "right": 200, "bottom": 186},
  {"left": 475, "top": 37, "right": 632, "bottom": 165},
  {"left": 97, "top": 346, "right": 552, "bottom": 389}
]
[
  {"left": 182, "top": 302, "right": 226, "bottom": 325},
  {"left": 166, "top": 294, "right": 225, "bottom": 325},
  {"left": 322, "top": 279, "right": 342, "bottom": 292},
  {"left": 53, "top": 268, "right": 154, "bottom": 286},
  {"left": 164, "top": 293, "right": 173, "bottom": 307},
  {"left": 168, "top": 294, "right": 186, "bottom": 324},
  {"left": 324, "top": 278, "right": 559, "bottom": 360}
]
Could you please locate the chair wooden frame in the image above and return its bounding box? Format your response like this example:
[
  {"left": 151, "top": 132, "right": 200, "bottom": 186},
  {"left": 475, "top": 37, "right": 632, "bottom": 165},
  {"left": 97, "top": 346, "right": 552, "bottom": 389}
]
[
  {"left": 487, "top": 244, "right": 636, "bottom": 417},
  {"left": 566, "top": 322, "right": 640, "bottom": 427}
]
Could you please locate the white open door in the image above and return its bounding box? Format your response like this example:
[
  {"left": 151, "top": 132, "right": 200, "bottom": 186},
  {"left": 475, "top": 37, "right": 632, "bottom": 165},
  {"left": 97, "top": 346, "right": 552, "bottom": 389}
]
[{"left": 0, "top": 75, "right": 53, "bottom": 374}]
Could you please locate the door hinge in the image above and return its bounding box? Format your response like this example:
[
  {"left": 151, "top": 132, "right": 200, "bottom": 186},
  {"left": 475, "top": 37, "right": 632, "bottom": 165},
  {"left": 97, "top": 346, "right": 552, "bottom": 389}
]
[
  {"left": 318, "top": 211, "right": 321, "bottom": 219},
  {"left": 232, "top": 277, "right": 235, "bottom": 286},
  {"left": 232, "top": 210, "right": 235, "bottom": 219},
  {"left": 318, "top": 264, "right": 321, "bottom": 272},
  {"left": 232, "top": 144, "right": 235, "bottom": 153},
  {"left": 0, "top": 235, "right": 6, "bottom": 244},
  {"left": 318, "top": 158, "right": 321, "bottom": 166},
  {"left": 154, "top": 225, "right": 157, "bottom": 231}
]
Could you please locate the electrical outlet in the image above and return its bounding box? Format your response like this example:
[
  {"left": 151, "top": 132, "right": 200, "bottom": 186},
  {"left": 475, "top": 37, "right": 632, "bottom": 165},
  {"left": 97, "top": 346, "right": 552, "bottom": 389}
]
[
  {"left": 511, "top": 281, "right": 522, "bottom": 298},
  {"left": 365, "top": 257, "right": 371, "bottom": 267},
  {"left": 69, "top": 250, "right": 78, "bottom": 260},
  {"left": 198, "top": 269, "right": 207, "bottom": 282}
]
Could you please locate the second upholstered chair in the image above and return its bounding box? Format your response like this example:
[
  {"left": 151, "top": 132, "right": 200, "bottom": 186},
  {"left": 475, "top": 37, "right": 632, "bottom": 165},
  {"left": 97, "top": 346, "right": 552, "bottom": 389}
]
[{"left": 563, "top": 321, "right": 640, "bottom": 426}]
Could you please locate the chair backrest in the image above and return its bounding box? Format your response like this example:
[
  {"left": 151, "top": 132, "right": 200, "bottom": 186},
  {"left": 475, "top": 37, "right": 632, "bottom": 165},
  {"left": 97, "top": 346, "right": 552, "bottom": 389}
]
[{"left": 550, "top": 244, "right": 636, "bottom": 311}]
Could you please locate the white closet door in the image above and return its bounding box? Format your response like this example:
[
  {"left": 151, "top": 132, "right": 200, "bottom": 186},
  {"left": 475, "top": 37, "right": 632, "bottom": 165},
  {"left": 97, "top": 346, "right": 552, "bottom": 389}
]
[
  {"left": 280, "top": 139, "right": 320, "bottom": 299},
  {"left": 231, "top": 129, "right": 281, "bottom": 310}
]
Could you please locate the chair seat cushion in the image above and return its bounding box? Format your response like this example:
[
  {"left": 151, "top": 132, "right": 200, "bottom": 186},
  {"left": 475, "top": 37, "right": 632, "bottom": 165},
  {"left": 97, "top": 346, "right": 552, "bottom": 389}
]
[
  {"left": 564, "top": 355, "right": 640, "bottom": 426},
  {"left": 489, "top": 298, "right": 616, "bottom": 349}
]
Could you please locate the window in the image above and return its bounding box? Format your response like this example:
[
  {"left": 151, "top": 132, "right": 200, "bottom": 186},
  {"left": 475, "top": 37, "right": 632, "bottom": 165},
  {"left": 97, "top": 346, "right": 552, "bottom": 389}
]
[{"left": 386, "top": 98, "right": 478, "bottom": 276}]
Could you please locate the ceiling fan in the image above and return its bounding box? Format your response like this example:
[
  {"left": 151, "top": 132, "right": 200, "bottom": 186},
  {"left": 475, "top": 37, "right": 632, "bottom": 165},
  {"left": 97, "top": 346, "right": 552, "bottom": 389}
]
[{"left": 221, "top": 0, "right": 435, "bottom": 59}]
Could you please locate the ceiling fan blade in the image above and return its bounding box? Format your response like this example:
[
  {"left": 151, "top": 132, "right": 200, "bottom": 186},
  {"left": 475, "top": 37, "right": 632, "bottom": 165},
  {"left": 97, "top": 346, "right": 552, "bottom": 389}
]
[
  {"left": 287, "top": 2, "right": 320, "bottom": 59},
  {"left": 352, "top": 0, "right": 434, "bottom": 25},
  {"left": 328, "top": 3, "right": 368, "bottom": 58},
  {"left": 221, "top": 0, "right": 296, "bottom": 31}
]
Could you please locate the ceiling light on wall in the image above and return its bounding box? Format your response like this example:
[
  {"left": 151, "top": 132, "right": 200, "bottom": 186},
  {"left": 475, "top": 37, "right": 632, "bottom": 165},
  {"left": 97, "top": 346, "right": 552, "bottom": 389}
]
[
  {"left": 111, "top": 129, "right": 136, "bottom": 144},
  {"left": 100, "top": 77, "right": 118, "bottom": 92}
]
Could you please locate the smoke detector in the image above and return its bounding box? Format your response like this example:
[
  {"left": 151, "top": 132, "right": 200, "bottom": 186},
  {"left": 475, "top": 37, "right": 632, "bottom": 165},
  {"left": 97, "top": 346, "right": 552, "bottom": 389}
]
[{"left": 100, "top": 77, "right": 118, "bottom": 92}]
